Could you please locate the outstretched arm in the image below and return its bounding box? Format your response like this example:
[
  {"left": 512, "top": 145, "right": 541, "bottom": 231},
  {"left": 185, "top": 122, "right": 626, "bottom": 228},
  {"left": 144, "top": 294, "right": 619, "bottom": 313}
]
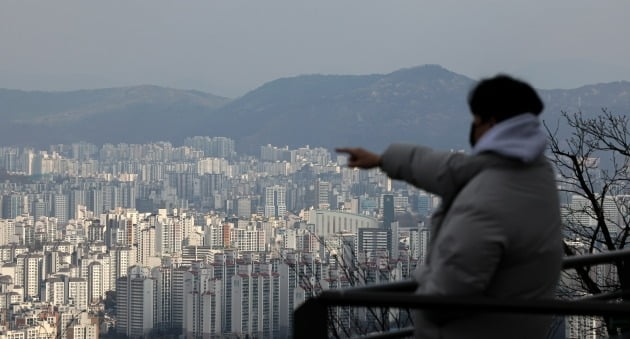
[{"left": 337, "top": 144, "right": 471, "bottom": 197}]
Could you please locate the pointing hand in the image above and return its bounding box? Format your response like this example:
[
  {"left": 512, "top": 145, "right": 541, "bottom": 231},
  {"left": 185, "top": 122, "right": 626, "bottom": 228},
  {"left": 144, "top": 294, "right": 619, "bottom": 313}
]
[{"left": 335, "top": 148, "right": 382, "bottom": 169}]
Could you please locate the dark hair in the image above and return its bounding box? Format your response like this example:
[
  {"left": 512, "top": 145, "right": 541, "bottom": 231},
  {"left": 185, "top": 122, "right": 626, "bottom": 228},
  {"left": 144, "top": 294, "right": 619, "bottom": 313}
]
[{"left": 468, "top": 74, "right": 544, "bottom": 122}]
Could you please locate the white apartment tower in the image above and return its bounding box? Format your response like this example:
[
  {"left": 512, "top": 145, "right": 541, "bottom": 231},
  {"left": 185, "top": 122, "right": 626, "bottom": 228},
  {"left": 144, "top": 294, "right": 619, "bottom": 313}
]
[
  {"left": 231, "top": 272, "right": 252, "bottom": 336},
  {"left": 110, "top": 246, "right": 135, "bottom": 291},
  {"left": 100, "top": 253, "right": 113, "bottom": 294},
  {"left": 231, "top": 227, "right": 266, "bottom": 252},
  {"left": 316, "top": 180, "right": 331, "bottom": 210},
  {"left": 68, "top": 277, "right": 88, "bottom": 310},
  {"left": 87, "top": 262, "right": 102, "bottom": 304},
  {"left": 23, "top": 253, "right": 43, "bottom": 300},
  {"left": 53, "top": 193, "right": 69, "bottom": 225},
  {"left": 204, "top": 223, "right": 224, "bottom": 248},
  {"left": 43, "top": 277, "right": 65, "bottom": 306},
  {"left": 0, "top": 219, "right": 16, "bottom": 246},
  {"left": 154, "top": 214, "right": 183, "bottom": 255},
  {"left": 254, "top": 263, "right": 280, "bottom": 338},
  {"left": 183, "top": 264, "right": 222, "bottom": 338},
  {"left": 265, "top": 185, "right": 286, "bottom": 218},
  {"left": 65, "top": 311, "right": 99, "bottom": 339},
  {"left": 278, "top": 254, "right": 300, "bottom": 338},
  {"left": 137, "top": 226, "right": 156, "bottom": 265}
]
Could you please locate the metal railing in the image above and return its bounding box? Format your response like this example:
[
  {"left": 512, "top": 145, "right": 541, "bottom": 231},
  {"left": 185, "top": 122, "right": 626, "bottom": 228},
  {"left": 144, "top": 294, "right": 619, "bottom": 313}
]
[{"left": 294, "top": 248, "right": 630, "bottom": 339}]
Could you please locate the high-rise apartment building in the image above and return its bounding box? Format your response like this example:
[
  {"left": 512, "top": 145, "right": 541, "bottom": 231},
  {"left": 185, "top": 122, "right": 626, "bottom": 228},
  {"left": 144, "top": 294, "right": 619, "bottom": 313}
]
[
  {"left": 316, "top": 180, "right": 331, "bottom": 210},
  {"left": 0, "top": 220, "right": 15, "bottom": 246},
  {"left": 382, "top": 194, "right": 394, "bottom": 230},
  {"left": 153, "top": 211, "right": 185, "bottom": 255},
  {"left": 136, "top": 225, "right": 156, "bottom": 265},
  {"left": 417, "top": 222, "right": 431, "bottom": 264},
  {"left": 231, "top": 269, "right": 252, "bottom": 336},
  {"left": 308, "top": 210, "right": 378, "bottom": 238},
  {"left": 98, "top": 253, "right": 113, "bottom": 296},
  {"left": 87, "top": 189, "right": 103, "bottom": 216},
  {"left": 237, "top": 198, "right": 252, "bottom": 218},
  {"left": 43, "top": 277, "right": 65, "bottom": 306},
  {"left": 171, "top": 266, "right": 188, "bottom": 332},
  {"left": 278, "top": 254, "right": 301, "bottom": 338},
  {"left": 87, "top": 262, "right": 102, "bottom": 305},
  {"left": 231, "top": 227, "right": 266, "bottom": 252},
  {"left": 256, "top": 263, "right": 280, "bottom": 338},
  {"left": 69, "top": 190, "right": 86, "bottom": 221},
  {"left": 213, "top": 252, "right": 237, "bottom": 332},
  {"left": 226, "top": 261, "right": 280, "bottom": 338},
  {"left": 68, "top": 277, "right": 88, "bottom": 310},
  {"left": 151, "top": 266, "right": 173, "bottom": 332},
  {"left": 358, "top": 228, "right": 389, "bottom": 258},
  {"left": 183, "top": 264, "right": 222, "bottom": 338},
  {"left": 115, "top": 266, "right": 156, "bottom": 338},
  {"left": 64, "top": 309, "right": 99, "bottom": 339},
  {"left": 264, "top": 185, "right": 286, "bottom": 218},
  {"left": 110, "top": 246, "right": 135, "bottom": 291},
  {"left": 2, "top": 194, "right": 25, "bottom": 219},
  {"left": 17, "top": 253, "right": 44, "bottom": 301},
  {"left": 53, "top": 193, "right": 69, "bottom": 225},
  {"left": 87, "top": 221, "right": 104, "bottom": 243},
  {"left": 30, "top": 199, "right": 47, "bottom": 221},
  {"left": 185, "top": 136, "right": 235, "bottom": 159}
]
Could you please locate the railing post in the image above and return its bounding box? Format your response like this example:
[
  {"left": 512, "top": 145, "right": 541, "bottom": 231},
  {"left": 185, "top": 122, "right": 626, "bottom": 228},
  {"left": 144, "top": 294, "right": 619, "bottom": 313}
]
[{"left": 294, "top": 298, "right": 328, "bottom": 339}]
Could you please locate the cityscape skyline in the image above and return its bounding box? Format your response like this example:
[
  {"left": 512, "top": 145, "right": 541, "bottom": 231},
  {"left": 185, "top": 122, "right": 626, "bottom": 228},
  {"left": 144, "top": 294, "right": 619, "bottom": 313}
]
[
  {"left": 0, "top": 137, "right": 430, "bottom": 338},
  {"left": 0, "top": 136, "right": 625, "bottom": 338},
  {"left": 1, "top": 1, "right": 628, "bottom": 337}
]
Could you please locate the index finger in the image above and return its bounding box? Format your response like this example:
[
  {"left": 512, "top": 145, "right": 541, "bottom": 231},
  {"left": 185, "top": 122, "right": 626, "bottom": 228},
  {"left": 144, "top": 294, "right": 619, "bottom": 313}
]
[{"left": 335, "top": 148, "right": 353, "bottom": 154}]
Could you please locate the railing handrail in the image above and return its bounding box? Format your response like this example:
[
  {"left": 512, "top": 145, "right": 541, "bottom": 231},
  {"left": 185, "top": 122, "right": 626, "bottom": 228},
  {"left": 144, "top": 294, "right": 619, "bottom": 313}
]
[
  {"left": 295, "top": 293, "right": 630, "bottom": 339},
  {"left": 313, "top": 291, "right": 630, "bottom": 316},
  {"left": 323, "top": 249, "right": 630, "bottom": 295},
  {"left": 294, "top": 249, "right": 630, "bottom": 339},
  {"left": 326, "top": 279, "right": 418, "bottom": 294},
  {"left": 562, "top": 248, "right": 630, "bottom": 269}
]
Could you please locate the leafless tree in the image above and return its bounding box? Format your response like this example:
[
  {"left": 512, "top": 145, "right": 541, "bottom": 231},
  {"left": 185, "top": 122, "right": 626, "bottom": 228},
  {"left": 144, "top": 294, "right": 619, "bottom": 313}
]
[
  {"left": 545, "top": 109, "right": 630, "bottom": 337},
  {"left": 284, "top": 228, "right": 414, "bottom": 338}
]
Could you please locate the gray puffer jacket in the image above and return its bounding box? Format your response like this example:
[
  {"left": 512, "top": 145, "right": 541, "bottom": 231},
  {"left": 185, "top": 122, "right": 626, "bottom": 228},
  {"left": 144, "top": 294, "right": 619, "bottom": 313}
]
[{"left": 379, "top": 114, "right": 562, "bottom": 339}]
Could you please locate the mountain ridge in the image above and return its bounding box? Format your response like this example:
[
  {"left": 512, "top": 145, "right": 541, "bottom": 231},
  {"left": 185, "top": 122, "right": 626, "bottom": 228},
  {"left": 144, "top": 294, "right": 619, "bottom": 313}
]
[{"left": 1, "top": 65, "right": 629, "bottom": 152}]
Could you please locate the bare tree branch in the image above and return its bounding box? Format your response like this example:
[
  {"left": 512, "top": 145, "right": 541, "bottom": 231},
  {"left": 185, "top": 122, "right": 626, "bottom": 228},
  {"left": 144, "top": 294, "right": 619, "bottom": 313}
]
[{"left": 546, "top": 109, "right": 630, "bottom": 336}]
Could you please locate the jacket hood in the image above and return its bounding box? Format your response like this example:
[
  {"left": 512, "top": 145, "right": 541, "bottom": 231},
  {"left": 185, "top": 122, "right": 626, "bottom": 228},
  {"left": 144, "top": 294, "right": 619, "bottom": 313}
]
[{"left": 472, "top": 113, "right": 547, "bottom": 163}]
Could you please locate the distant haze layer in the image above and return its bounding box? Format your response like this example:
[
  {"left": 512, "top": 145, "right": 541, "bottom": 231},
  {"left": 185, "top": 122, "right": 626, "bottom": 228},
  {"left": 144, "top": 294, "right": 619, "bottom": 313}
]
[
  {"left": 0, "top": 65, "right": 628, "bottom": 153},
  {"left": 1, "top": 1, "right": 629, "bottom": 96}
]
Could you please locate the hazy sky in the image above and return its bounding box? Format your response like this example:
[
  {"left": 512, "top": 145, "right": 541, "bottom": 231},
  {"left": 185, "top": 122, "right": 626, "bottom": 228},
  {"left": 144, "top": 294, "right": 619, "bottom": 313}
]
[{"left": 1, "top": 1, "right": 629, "bottom": 97}]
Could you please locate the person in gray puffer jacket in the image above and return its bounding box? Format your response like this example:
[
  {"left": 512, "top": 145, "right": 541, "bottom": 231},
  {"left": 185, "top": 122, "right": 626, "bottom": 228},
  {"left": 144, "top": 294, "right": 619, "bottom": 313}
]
[{"left": 337, "top": 75, "right": 562, "bottom": 339}]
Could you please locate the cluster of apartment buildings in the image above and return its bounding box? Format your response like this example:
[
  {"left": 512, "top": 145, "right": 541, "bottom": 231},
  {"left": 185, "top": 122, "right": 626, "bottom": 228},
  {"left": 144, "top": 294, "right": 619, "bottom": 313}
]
[
  {"left": 0, "top": 138, "right": 433, "bottom": 338},
  {"left": 0, "top": 138, "right": 621, "bottom": 338}
]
